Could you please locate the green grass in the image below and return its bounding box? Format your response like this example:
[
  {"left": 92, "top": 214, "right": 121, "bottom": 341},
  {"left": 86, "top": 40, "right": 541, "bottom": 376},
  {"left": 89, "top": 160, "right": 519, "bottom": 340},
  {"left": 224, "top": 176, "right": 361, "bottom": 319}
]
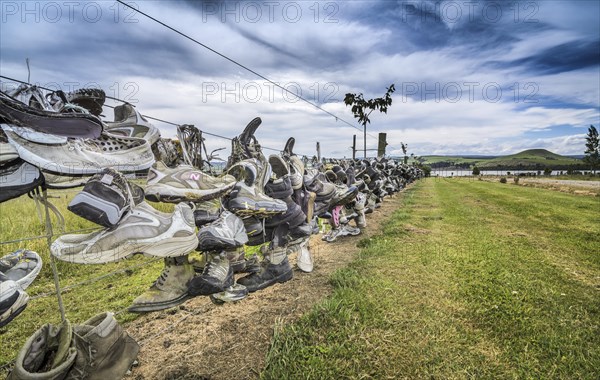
[
  {"left": 262, "top": 178, "right": 600, "bottom": 379},
  {"left": 0, "top": 189, "right": 186, "bottom": 370}
]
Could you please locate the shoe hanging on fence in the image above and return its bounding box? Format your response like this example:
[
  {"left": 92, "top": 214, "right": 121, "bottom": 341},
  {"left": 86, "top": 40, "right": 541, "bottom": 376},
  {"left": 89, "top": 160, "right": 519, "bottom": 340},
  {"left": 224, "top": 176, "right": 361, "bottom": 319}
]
[{"left": 51, "top": 202, "right": 198, "bottom": 264}]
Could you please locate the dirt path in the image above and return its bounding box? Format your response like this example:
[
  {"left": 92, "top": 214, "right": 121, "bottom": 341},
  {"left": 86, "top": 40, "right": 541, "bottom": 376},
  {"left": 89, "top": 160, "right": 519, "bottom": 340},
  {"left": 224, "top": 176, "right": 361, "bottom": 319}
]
[{"left": 127, "top": 193, "right": 403, "bottom": 380}]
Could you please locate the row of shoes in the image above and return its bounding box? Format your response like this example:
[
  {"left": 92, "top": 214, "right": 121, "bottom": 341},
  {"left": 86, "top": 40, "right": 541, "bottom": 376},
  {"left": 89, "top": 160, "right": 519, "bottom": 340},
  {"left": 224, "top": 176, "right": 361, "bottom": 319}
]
[{"left": 0, "top": 85, "right": 422, "bottom": 379}]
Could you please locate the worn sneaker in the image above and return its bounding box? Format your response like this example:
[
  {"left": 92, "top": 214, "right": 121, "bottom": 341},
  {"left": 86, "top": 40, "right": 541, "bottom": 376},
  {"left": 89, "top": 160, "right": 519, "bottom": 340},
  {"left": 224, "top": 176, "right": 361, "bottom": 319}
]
[
  {"left": 0, "top": 250, "right": 42, "bottom": 290},
  {"left": 146, "top": 161, "right": 236, "bottom": 203},
  {"left": 3, "top": 126, "right": 154, "bottom": 178},
  {"left": 197, "top": 211, "right": 248, "bottom": 251},
  {"left": 0, "top": 159, "right": 44, "bottom": 203},
  {"left": 188, "top": 252, "right": 234, "bottom": 296},
  {"left": 209, "top": 283, "right": 249, "bottom": 304},
  {"left": 0, "top": 276, "right": 29, "bottom": 328},
  {"left": 129, "top": 256, "right": 194, "bottom": 313},
  {"left": 0, "top": 89, "right": 103, "bottom": 139},
  {"left": 294, "top": 238, "right": 313, "bottom": 273},
  {"left": 105, "top": 103, "right": 160, "bottom": 145},
  {"left": 51, "top": 202, "right": 198, "bottom": 264},
  {"left": 227, "top": 181, "right": 287, "bottom": 217}
]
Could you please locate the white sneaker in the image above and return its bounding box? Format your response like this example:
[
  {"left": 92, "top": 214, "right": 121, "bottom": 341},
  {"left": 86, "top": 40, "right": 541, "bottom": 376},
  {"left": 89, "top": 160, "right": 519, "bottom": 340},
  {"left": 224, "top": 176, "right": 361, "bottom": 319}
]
[
  {"left": 52, "top": 202, "right": 198, "bottom": 264},
  {"left": 2, "top": 125, "right": 155, "bottom": 176}
]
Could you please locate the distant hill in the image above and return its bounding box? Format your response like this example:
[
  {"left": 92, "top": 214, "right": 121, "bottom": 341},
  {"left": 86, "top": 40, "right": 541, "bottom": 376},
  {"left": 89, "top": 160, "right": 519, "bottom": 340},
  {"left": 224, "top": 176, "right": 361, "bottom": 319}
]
[{"left": 422, "top": 149, "right": 584, "bottom": 169}]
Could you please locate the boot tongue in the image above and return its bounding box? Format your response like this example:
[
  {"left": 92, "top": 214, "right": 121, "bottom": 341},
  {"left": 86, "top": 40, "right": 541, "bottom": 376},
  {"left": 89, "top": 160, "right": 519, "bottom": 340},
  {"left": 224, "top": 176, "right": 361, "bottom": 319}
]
[{"left": 51, "top": 319, "right": 73, "bottom": 370}]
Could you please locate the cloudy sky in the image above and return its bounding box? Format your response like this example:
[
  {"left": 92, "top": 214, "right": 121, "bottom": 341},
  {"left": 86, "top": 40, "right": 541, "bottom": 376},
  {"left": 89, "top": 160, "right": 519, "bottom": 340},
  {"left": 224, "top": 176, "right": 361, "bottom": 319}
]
[{"left": 1, "top": 0, "right": 599, "bottom": 158}]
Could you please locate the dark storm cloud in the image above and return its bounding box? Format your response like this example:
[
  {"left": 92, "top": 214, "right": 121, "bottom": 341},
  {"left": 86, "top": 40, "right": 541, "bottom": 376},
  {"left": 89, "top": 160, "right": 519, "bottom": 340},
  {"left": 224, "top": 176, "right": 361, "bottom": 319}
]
[{"left": 493, "top": 39, "right": 600, "bottom": 75}]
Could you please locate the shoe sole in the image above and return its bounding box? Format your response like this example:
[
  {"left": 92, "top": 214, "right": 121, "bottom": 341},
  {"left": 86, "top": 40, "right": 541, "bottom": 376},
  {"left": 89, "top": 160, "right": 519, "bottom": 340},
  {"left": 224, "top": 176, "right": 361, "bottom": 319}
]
[
  {"left": 145, "top": 182, "right": 235, "bottom": 203},
  {"left": 128, "top": 293, "right": 191, "bottom": 313}
]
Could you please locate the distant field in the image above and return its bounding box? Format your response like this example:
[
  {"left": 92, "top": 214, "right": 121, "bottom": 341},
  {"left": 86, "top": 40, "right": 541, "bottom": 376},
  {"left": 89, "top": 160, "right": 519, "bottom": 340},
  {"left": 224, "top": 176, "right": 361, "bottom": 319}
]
[
  {"left": 422, "top": 149, "right": 585, "bottom": 169},
  {"left": 263, "top": 178, "right": 600, "bottom": 379}
]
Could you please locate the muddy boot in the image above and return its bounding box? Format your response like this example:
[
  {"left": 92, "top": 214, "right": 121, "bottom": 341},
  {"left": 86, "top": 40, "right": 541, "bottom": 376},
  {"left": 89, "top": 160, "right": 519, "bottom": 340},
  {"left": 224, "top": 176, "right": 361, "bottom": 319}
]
[
  {"left": 129, "top": 255, "right": 194, "bottom": 313},
  {"left": 188, "top": 252, "right": 234, "bottom": 296},
  {"left": 8, "top": 320, "right": 77, "bottom": 380},
  {"left": 69, "top": 312, "right": 139, "bottom": 380}
]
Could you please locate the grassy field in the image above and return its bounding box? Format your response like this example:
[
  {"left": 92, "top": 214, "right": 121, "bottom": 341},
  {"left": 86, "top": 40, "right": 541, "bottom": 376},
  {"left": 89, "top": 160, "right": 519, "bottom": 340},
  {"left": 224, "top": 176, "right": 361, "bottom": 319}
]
[
  {"left": 422, "top": 149, "right": 584, "bottom": 169},
  {"left": 262, "top": 178, "right": 600, "bottom": 379}
]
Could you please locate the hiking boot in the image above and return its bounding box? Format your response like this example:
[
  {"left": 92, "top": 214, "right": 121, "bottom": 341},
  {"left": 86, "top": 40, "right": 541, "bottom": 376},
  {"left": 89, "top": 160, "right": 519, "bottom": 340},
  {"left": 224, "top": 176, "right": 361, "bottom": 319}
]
[
  {"left": 0, "top": 276, "right": 29, "bottom": 328},
  {"left": 145, "top": 162, "right": 236, "bottom": 203},
  {"left": 129, "top": 256, "right": 195, "bottom": 313},
  {"left": 188, "top": 252, "right": 234, "bottom": 296},
  {"left": 52, "top": 202, "right": 198, "bottom": 264},
  {"left": 0, "top": 250, "right": 43, "bottom": 290},
  {"left": 69, "top": 312, "right": 140, "bottom": 380},
  {"left": 236, "top": 255, "right": 293, "bottom": 293},
  {"left": 237, "top": 223, "right": 292, "bottom": 292},
  {"left": 197, "top": 211, "right": 248, "bottom": 251},
  {"left": 8, "top": 320, "right": 77, "bottom": 380},
  {"left": 287, "top": 155, "right": 305, "bottom": 190},
  {"left": 287, "top": 223, "right": 313, "bottom": 245},
  {"left": 193, "top": 198, "right": 222, "bottom": 227},
  {"left": 209, "top": 283, "right": 249, "bottom": 304},
  {"left": 0, "top": 159, "right": 45, "bottom": 203}
]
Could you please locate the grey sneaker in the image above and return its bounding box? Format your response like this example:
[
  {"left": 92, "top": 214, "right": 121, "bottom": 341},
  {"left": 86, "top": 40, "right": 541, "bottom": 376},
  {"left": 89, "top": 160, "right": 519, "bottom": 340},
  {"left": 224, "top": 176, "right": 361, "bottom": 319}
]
[
  {"left": 8, "top": 320, "right": 77, "bottom": 379},
  {"left": 0, "top": 250, "right": 42, "bottom": 290},
  {"left": 104, "top": 103, "right": 160, "bottom": 145},
  {"left": 129, "top": 256, "right": 195, "bottom": 313},
  {"left": 52, "top": 202, "right": 198, "bottom": 264},
  {"left": 197, "top": 211, "right": 248, "bottom": 251},
  {"left": 70, "top": 312, "right": 140, "bottom": 380},
  {"left": 145, "top": 161, "right": 236, "bottom": 203},
  {"left": 188, "top": 252, "right": 234, "bottom": 296},
  {"left": 0, "top": 276, "right": 29, "bottom": 328}
]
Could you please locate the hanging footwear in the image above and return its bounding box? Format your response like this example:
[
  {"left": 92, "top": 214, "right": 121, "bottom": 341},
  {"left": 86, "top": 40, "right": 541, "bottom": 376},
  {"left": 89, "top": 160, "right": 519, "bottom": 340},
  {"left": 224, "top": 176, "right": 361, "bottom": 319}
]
[
  {"left": 0, "top": 276, "right": 29, "bottom": 328},
  {"left": 188, "top": 252, "right": 234, "bottom": 296},
  {"left": 129, "top": 256, "right": 195, "bottom": 313},
  {"left": 104, "top": 103, "right": 160, "bottom": 145},
  {"left": 0, "top": 158, "right": 45, "bottom": 203},
  {"left": 237, "top": 223, "right": 293, "bottom": 292},
  {"left": 0, "top": 89, "right": 103, "bottom": 139},
  {"left": 52, "top": 202, "right": 198, "bottom": 264},
  {"left": 145, "top": 161, "right": 236, "bottom": 203},
  {"left": 0, "top": 249, "right": 43, "bottom": 290},
  {"left": 197, "top": 211, "right": 248, "bottom": 251}
]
